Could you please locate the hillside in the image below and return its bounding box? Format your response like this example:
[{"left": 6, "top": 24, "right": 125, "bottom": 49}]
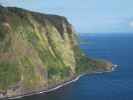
[{"left": 0, "top": 5, "right": 113, "bottom": 98}]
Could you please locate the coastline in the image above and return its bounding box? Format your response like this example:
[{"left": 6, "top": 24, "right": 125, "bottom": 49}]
[
  {"left": 7, "top": 74, "right": 84, "bottom": 100},
  {"left": 3, "top": 64, "right": 118, "bottom": 100}
]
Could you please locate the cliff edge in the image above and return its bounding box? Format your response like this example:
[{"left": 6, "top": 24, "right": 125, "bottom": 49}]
[{"left": 0, "top": 6, "right": 113, "bottom": 98}]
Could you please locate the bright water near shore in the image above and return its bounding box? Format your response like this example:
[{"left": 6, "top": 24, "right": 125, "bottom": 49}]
[{"left": 19, "top": 33, "right": 133, "bottom": 100}]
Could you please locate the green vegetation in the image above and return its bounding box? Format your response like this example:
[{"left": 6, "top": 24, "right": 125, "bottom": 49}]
[
  {"left": 0, "top": 61, "right": 20, "bottom": 90},
  {"left": 0, "top": 6, "right": 111, "bottom": 97}
]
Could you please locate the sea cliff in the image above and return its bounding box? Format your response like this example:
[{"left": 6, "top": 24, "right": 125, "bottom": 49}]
[{"left": 0, "top": 5, "right": 113, "bottom": 99}]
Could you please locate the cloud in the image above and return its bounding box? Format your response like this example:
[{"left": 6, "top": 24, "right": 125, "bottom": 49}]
[
  {"left": 0, "top": 0, "right": 21, "bottom": 6},
  {"left": 129, "top": 21, "right": 133, "bottom": 28},
  {"left": 0, "top": 0, "right": 35, "bottom": 6}
]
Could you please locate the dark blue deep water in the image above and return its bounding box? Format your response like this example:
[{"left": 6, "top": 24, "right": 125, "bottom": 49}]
[{"left": 19, "top": 34, "right": 133, "bottom": 100}]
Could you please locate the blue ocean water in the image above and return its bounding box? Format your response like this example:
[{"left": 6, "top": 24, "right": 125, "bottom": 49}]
[{"left": 19, "top": 34, "right": 133, "bottom": 100}]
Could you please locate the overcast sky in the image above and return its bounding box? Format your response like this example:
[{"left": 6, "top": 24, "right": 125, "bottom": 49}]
[{"left": 1, "top": 0, "right": 133, "bottom": 33}]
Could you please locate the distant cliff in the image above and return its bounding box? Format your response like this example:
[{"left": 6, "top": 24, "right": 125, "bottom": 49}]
[{"left": 0, "top": 5, "right": 113, "bottom": 98}]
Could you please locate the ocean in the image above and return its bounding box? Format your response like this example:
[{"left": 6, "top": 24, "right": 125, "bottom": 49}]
[{"left": 18, "top": 33, "right": 133, "bottom": 100}]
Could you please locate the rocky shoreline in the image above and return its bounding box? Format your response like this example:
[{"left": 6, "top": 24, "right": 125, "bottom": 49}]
[
  {"left": 0, "top": 64, "right": 118, "bottom": 100},
  {"left": 0, "top": 75, "right": 83, "bottom": 100}
]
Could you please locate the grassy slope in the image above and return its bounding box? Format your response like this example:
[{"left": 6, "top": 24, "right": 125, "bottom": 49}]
[{"left": 0, "top": 6, "right": 112, "bottom": 94}]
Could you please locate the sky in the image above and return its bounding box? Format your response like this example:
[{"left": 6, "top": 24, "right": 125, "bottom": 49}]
[{"left": 1, "top": 0, "right": 133, "bottom": 33}]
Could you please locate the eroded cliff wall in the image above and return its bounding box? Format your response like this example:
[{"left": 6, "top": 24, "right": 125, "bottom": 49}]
[{"left": 0, "top": 6, "right": 112, "bottom": 98}]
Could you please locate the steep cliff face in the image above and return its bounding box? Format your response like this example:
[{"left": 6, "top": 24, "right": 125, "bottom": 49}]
[{"left": 0, "top": 6, "right": 112, "bottom": 98}]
